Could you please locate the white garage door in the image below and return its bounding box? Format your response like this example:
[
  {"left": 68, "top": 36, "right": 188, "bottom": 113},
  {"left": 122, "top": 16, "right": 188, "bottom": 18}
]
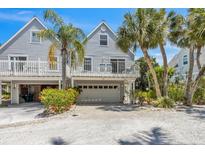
[{"left": 78, "top": 84, "right": 121, "bottom": 103}]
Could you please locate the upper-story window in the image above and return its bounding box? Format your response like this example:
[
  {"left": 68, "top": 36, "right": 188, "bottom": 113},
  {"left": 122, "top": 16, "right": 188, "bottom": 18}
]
[
  {"left": 31, "top": 31, "right": 41, "bottom": 43},
  {"left": 183, "top": 55, "right": 188, "bottom": 65},
  {"left": 84, "top": 58, "right": 92, "bottom": 71},
  {"left": 100, "top": 34, "right": 108, "bottom": 46}
]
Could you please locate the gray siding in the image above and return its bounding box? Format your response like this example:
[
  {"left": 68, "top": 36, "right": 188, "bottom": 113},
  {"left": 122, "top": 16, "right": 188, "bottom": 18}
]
[
  {"left": 0, "top": 18, "right": 60, "bottom": 61},
  {"left": 77, "top": 23, "right": 134, "bottom": 72}
]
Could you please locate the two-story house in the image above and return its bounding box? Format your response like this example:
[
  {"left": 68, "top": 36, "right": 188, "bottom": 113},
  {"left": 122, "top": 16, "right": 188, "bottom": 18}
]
[
  {"left": 0, "top": 17, "right": 138, "bottom": 105},
  {"left": 169, "top": 48, "right": 205, "bottom": 81}
]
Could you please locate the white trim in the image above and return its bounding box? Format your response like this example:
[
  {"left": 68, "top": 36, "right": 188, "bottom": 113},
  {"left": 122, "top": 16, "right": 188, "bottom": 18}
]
[
  {"left": 99, "top": 33, "right": 109, "bottom": 47},
  {"left": 7, "top": 54, "right": 28, "bottom": 70},
  {"left": 0, "top": 17, "right": 47, "bottom": 51},
  {"left": 183, "top": 54, "right": 188, "bottom": 65},
  {"left": 30, "top": 30, "right": 42, "bottom": 44},
  {"left": 86, "top": 21, "right": 135, "bottom": 56},
  {"left": 87, "top": 21, "right": 116, "bottom": 39},
  {"left": 84, "top": 56, "right": 93, "bottom": 72}
]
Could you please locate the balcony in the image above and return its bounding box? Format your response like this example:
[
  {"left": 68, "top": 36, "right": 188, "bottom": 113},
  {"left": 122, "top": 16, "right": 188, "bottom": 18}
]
[
  {"left": 0, "top": 60, "right": 139, "bottom": 78},
  {"left": 0, "top": 60, "right": 61, "bottom": 77},
  {"left": 72, "top": 61, "right": 139, "bottom": 78}
]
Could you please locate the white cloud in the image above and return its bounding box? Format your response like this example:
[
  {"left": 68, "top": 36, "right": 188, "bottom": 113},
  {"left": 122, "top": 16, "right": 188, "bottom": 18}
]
[
  {"left": 0, "top": 12, "right": 31, "bottom": 22},
  {"left": 17, "top": 10, "right": 33, "bottom": 15}
]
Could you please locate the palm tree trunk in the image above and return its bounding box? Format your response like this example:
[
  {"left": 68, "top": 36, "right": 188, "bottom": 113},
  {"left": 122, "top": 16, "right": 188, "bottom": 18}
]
[
  {"left": 61, "top": 49, "right": 67, "bottom": 90},
  {"left": 184, "top": 46, "right": 194, "bottom": 106},
  {"left": 189, "top": 65, "right": 205, "bottom": 104},
  {"left": 159, "top": 43, "right": 168, "bottom": 97},
  {"left": 141, "top": 47, "right": 162, "bottom": 98},
  {"left": 196, "top": 46, "right": 201, "bottom": 70}
]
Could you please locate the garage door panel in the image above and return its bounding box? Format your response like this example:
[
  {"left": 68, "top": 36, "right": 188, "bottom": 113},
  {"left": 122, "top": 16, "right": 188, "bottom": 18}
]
[{"left": 78, "top": 84, "right": 121, "bottom": 103}]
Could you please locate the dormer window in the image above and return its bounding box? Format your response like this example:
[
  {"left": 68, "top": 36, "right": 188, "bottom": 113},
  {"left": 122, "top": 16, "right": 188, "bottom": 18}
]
[
  {"left": 183, "top": 55, "right": 188, "bottom": 65},
  {"left": 31, "top": 31, "right": 41, "bottom": 43},
  {"left": 100, "top": 34, "right": 108, "bottom": 46}
]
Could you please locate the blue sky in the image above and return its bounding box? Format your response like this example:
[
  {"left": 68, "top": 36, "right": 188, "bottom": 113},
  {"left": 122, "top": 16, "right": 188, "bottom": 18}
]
[{"left": 0, "top": 8, "right": 188, "bottom": 64}]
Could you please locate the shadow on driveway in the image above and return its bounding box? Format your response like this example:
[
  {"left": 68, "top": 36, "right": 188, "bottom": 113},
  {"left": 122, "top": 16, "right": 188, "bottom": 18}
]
[
  {"left": 50, "top": 137, "right": 71, "bottom": 145},
  {"left": 176, "top": 105, "right": 205, "bottom": 119},
  {"left": 118, "top": 127, "right": 172, "bottom": 145}
]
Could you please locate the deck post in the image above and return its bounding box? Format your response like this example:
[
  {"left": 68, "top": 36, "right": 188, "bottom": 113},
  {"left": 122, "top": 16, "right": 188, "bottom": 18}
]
[
  {"left": 123, "top": 80, "right": 132, "bottom": 104},
  {"left": 0, "top": 81, "right": 2, "bottom": 105},
  {"left": 38, "top": 57, "right": 41, "bottom": 75},
  {"left": 11, "top": 82, "right": 19, "bottom": 104},
  {"left": 58, "top": 80, "right": 62, "bottom": 89}
]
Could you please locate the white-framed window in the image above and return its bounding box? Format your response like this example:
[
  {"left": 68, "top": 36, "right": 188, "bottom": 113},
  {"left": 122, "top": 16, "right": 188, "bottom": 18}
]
[
  {"left": 8, "top": 54, "right": 28, "bottom": 71},
  {"left": 30, "top": 30, "right": 41, "bottom": 43},
  {"left": 84, "top": 57, "right": 92, "bottom": 71},
  {"left": 183, "top": 55, "right": 188, "bottom": 65},
  {"left": 100, "top": 34, "right": 108, "bottom": 46}
]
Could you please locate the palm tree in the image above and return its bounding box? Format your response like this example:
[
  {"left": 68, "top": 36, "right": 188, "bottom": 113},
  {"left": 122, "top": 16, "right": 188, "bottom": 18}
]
[
  {"left": 117, "top": 9, "right": 162, "bottom": 98},
  {"left": 39, "top": 10, "right": 86, "bottom": 89},
  {"left": 169, "top": 8, "right": 205, "bottom": 106}
]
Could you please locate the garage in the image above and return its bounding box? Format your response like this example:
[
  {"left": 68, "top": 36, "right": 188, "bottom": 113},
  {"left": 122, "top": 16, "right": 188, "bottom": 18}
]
[{"left": 77, "top": 84, "right": 121, "bottom": 103}]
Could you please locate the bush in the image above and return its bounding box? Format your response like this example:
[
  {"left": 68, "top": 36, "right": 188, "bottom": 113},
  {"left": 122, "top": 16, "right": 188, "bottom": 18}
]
[
  {"left": 168, "top": 84, "right": 184, "bottom": 102},
  {"left": 193, "top": 78, "right": 205, "bottom": 105},
  {"left": 40, "top": 88, "right": 79, "bottom": 114},
  {"left": 134, "top": 89, "right": 156, "bottom": 104},
  {"left": 154, "top": 97, "right": 175, "bottom": 108},
  {"left": 2, "top": 94, "right": 10, "bottom": 100}
]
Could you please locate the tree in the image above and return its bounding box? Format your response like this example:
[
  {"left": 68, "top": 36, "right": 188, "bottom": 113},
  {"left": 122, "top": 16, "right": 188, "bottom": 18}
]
[
  {"left": 169, "top": 8, "right": 205, "bottom": 106},
  {"left": 135, "top": 57, "right": 159, "bottom": 91},
  {"left": 117, "top": 9, "right": 162, "bottom": 98},
  {"left": 39, "top": 10, "right": 86, "bottom": 89},
  {"left": 154, "top": 9, "right": 182, "bottom": 96}
]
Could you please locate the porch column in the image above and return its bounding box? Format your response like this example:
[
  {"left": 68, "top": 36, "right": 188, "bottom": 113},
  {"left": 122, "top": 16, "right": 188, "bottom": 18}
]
[
  {"left": 71, "top": 78, "right": 74, "bottom": 88},
  {"left": 11, "top": 82, "right": 19, "bottom": 104},
  {"left": 58, "top": 80, "right": 62, "bottom": 89},
  {"left": 0, "top": 81, "right": 2, "bottom": 105},
  {"left": 123, "top": 80, "right": 133, "bottom": 104}
]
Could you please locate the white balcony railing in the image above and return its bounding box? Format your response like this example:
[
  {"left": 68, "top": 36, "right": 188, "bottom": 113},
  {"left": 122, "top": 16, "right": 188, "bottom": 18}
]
[
  {"left": 0, "top": 60, "right": 61, "bottom": 77},
  {"left": 0, "top": 60, "right": 139, "bottom": 78},
  {"left": 72, "top": 61, "right": 139, "bottom": 78}
]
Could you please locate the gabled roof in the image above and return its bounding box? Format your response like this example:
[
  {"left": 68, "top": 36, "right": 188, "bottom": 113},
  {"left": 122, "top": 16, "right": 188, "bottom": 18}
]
[
  {"left": 0, "top": 17, "right": 47, "bottom": 51},
  {"left": 87, "top": 21, "right": 135, "bottom": 56},
  {"left": 87, "top": 21, "right": 117, "bottom": 39}
]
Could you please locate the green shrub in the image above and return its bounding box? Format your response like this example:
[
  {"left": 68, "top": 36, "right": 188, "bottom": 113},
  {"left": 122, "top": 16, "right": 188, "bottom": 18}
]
[
  {"left": 154, "top": 97, "right": 175, "bottom": 108},
  {"left": 168, "top": 84, "right": 184, "bottom": 102},
  {"left": 2, "top": 94, "right": 10, "bottom": 100},
  {"left": 134, "top": 90, "right": 156, "bottom": 104},
  {"left": 40, "top": 88, "right": 79, "bottom": 114},
  {"left": 193, "top": 78, "right": 205, "bottom": 105}
]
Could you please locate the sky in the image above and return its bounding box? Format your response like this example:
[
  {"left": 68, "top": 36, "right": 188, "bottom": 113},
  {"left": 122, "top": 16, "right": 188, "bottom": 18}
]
[{"left": 0, "top": 8, "right": 188, "bottom": 64}]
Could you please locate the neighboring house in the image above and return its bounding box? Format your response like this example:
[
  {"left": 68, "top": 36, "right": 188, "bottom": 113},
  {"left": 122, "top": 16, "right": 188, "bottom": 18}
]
[
  {"left": 168, "top": 48, "right": 205, "bottom": 81},
  {"left": 0, "top": 17, "right": 138, "bottom": 105}
]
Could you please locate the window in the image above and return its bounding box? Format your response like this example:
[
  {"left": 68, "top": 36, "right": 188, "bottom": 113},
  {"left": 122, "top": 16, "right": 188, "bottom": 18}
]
[
  {"left": 183, "top": 55, "right": 188, "bottom": 65},
  {"left": 84, "top": 58, "right": 92, "bottom": 71},
  {"left": 110, "top": 59, "right": 125, "bottom": 73},
  {"left": 31, "top": 31, "right": 41, "bottom": 43},
  {"left": 9, "top": 55, "right": 27, "bottom": 71},
  {"left": 100, "top": 34, "right": 108, "bottom": 46},
  {"left": 174, "top": 64, "right": 178, "bottom": 68},
  {"left": 100, "top": 64, "right": 106, "bottom": 72}
]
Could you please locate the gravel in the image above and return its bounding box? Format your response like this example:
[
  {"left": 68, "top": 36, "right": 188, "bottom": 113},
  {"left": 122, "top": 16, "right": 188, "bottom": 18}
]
[{"left": 0, "top": 104, "right": 205, "bottom": 145}]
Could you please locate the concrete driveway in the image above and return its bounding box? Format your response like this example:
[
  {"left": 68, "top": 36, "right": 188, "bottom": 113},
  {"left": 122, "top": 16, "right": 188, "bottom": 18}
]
[
  {"left": 0, "top": 103, "right": 44, "bottom": 125},
  {"left": 0, "top": 103, "right": 205, "bottom": 144}
]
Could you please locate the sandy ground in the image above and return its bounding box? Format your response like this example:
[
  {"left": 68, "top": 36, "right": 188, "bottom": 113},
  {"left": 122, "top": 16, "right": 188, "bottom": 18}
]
[{"left": 0, "top": 103, "right": 205, "bottom": 145}]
